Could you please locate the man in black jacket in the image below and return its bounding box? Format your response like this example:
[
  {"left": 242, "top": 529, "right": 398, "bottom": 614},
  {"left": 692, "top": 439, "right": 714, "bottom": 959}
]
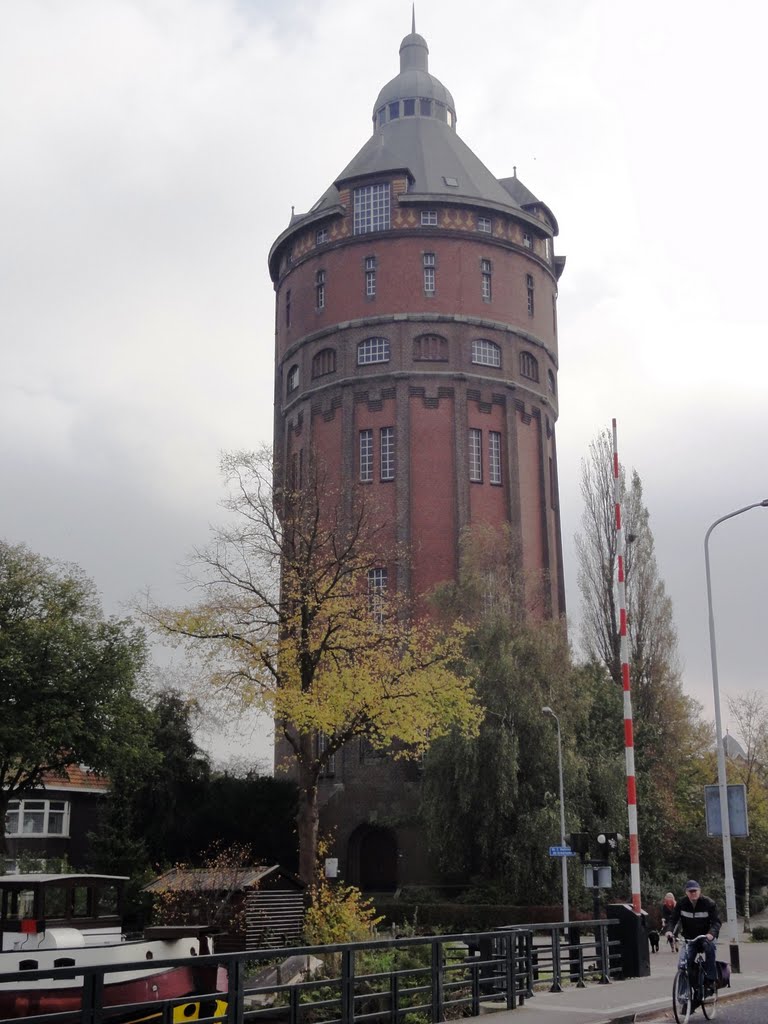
[{"left": 665, "top": 880, "right": 721, "bottom": 990}]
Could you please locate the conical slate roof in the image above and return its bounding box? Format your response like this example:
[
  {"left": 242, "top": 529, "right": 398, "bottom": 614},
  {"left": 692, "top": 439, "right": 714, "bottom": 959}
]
[{"left": 273, "top": 19, "right": 556, "bottom": 249}]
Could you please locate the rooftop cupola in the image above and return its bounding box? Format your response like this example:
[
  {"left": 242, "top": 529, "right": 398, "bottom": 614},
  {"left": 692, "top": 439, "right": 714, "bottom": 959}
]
[{"left": 372, "top": 14, "right": 456, "bottom": 131}]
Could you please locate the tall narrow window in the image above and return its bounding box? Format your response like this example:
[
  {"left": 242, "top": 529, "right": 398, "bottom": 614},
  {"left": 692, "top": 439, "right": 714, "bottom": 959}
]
[
  {"left": 312, "top": 348, "right": 336, "bottom": 378},
  {"left": 365, "top": 256, "right": 377, "bottom": 297},
  {"left": 380, "top": 426, "right": 395, "bottom": 481},
  {"left": 353, "top": 183, "right": 391, "bottom": 234},
  {"left": 481, "top": 258, "right": 492, "bottom": 301},
  {"left": 489, "top": 431, "right": 502, "bottom": 485},
  {"left": 318, "top": 732, "right": 336, "bottom": 777},
  {"left": 368, "top": 567, "right": 388, "bottom": 623},
  {"left": 316, "top": 269, "right": 326, "bottom": 310},
  {"left": 520, "top": 351, "right": 539, "bottom": 381},
  {"left": 552, "top": 294, "right": 558, "bottom": 336},
  {"left": 544, "top": 237, "right": 552, "bottom": 261},
  {"left": 547, "top": 369, "right": 556, "bottom": 394},
  {"left": 285, "top": 289, "right": 291, "bottom": 327},
  {"left": 359, "top": 429, "right": 373, "bottom": 482},
  {"left": 423, "top": 252, "right": 436, "bottom": 294},
  {"left": 526, "top": 273, "right": 535, "bottom": 317},
  {"left": 469, "top": 428, "right": 482, "bottom": 482},
  {"left": 287, "top": 364, "right": 299, "bottom": 393}
]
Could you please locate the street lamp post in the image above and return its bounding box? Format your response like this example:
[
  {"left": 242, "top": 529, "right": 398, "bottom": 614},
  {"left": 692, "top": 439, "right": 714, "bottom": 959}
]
[
  {"left": 704, "top": 498, "right": 768, "bottom": 974},
  {"left": 542, "top": 706, "right": 569, "bottom": 924}
]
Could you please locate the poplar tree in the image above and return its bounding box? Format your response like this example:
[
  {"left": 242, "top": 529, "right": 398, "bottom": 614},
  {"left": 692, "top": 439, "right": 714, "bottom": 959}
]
[{"left": 574, "top": 429, "right": 705, "bottom": 874}]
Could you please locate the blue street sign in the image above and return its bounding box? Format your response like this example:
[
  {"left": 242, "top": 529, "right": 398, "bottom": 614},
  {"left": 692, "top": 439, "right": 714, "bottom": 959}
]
[{"left": 549, "top": 845, "right": 576, "bottom": 857}]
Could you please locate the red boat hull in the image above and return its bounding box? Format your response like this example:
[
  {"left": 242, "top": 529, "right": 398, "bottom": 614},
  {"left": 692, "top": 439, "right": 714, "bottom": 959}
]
[{"left": 0, "top": 964, "right": 226, "bottom": 1020}]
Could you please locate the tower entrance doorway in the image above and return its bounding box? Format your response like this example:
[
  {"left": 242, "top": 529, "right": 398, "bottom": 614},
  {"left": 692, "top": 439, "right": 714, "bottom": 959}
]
[{"left": 347, "top": 825, "right": 399, "bottom": 892}]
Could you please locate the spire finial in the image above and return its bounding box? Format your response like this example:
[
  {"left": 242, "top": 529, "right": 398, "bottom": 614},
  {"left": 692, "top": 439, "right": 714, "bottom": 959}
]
[{"left": 412, "top": 4, "right": 416, "bottom": 33}]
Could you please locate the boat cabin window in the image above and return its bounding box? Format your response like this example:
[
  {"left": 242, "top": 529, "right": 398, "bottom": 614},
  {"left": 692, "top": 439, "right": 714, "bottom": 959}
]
[
  {"left": 45, "top": 886, "right": 69, "bottom": 919},
  {"left": 54, "top": 957, "right": 76, "bottom": 968},
  {"left": 96, "top": 884, "right": 119, "bottom": 917},
  {"left": 4, "top": 888, "right": 36, "bottom": 920},
  {"left": 19, "top": 959, "right": 38, "bottom": 970},
  {"left": 73, "top": 886, "right": 90, "bottom": 918}
]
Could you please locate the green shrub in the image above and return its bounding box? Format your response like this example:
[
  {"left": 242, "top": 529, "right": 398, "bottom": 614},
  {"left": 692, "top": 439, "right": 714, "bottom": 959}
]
[
  {"left": 304, "top": 879, "right": 383, "bottom": 945},
  {"left": 750, "top": 926, "right": 768, "bottom": 942}
]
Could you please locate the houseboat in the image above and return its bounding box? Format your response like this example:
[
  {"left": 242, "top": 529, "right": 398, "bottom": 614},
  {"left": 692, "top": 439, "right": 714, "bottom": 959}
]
[{"left": 0, "top": 873, "right": 226, "bottom": 1021}]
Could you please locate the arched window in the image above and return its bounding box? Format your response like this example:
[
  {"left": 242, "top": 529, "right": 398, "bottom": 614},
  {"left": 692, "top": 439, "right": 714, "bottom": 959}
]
[
  {"left": 312, "top": 348, "right": 336, "bottom": 378},
  {"left": 357, "top": 337, "right": 390, "bottom": 365},
  {"left": 472, "top": 339, "right": 501, "bottom": 367},
  {"left": 286, "top": 364, "right": 300, "bottom": 393},
  {"left": 413, "top": 334, "right": 448, "bottom": 361},
  {"left": 520, "top": 351, "right": 539, "bottom": 382}
]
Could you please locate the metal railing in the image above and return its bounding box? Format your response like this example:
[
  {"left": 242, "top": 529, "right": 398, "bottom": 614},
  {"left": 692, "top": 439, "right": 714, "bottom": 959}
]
[{"left": 0, "top": 918, "right": 619, "bottom": 1024}]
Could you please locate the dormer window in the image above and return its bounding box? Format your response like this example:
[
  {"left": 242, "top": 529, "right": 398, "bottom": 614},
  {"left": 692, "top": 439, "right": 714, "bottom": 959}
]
[{"left": 353, "top": 184, "right": 391, "bottom": 234}]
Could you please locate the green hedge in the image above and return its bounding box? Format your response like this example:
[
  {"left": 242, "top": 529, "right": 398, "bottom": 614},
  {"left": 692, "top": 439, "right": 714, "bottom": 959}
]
[
  {"left": 375, "top": 902, "right": 594, "bottom": 932},
  {"left": 750, "top": 926, "right": 768, "bottom": 942}
]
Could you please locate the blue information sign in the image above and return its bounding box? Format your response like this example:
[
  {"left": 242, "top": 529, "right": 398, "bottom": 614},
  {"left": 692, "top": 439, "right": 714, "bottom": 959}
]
[{"left": 549, "top": 845, "right": 575, "bottom": 857}]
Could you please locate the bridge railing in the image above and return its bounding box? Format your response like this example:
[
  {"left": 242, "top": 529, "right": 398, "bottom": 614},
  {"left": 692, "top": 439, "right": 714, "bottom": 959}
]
[{"left": 0, "top": 918, "right": 619, "bottom": 1024}]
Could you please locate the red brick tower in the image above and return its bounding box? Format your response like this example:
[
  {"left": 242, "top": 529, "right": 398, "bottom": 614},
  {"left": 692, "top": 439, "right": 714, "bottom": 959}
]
[{"left": 269, "top": 23, "right": 565, "bottom": 887}]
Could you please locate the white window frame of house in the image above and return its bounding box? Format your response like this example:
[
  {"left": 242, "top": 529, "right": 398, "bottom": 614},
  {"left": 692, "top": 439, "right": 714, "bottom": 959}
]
[
  {"left": 357, "top": 337, "right": 390, "bottom": 365},
  {"left": 423, "top": 252, "right": 436, "bottom": 294},
  {"left": 359, "top": 429, "right": 374, "bottom": 482},
  {"left": 5, "top": 799, "right": 70, "bottom": 838},
  {"left": 544, "top": 237, "right": 552, "bottom": 261},
  {"left": 368, "top": 567, "right": 388, "bottom": 622},
  {"left": 522, "top": 232, "right": 532, "bottom": 249},
  {"left": 315, "top": 269, "right": 326, "bottom": 310},
  {"left": 287, "top": 364, "right": 300, "bottom": 393},
  {"left": 469, "top": 428, "right": 483, "bottom": 482},
  {"left": 471, "top": 338, "right": 501, "bottom": 367},
  {"left": 477, "top": 217, "right": 492, "bottom": 233},
  {"left": 421, "top": 210, "right": 438, "bottom": 226},
  {"left": 316, "top": 228, "right": 328, "bottom": 245},
  {"left": 526, "top": 273, "right": 535, "bottom": 317},
  {"left": 353, "top": 183, "right": 391, "bottom": 234},
  {"left": 489, "top": 431, "right": 502, "bottom": 485},
  {"left": 380, "top": 426, "right": 395, "bottom": 481}
]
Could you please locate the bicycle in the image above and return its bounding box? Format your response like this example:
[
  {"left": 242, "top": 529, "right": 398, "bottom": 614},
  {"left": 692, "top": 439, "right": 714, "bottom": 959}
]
[{"left": 672, "top": 935, "right": 718, "bottom": 1023}]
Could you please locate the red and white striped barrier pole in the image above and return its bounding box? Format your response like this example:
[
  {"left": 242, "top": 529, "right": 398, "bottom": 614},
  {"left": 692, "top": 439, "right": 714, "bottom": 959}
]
[{"left": 612, "top": 418, "right": 642, "bottom": 914}]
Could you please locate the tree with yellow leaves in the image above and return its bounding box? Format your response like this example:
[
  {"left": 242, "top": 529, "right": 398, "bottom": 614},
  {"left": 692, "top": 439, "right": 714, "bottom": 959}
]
[{"left": 146, "top": 448, "right": 481, "bottom": 884}]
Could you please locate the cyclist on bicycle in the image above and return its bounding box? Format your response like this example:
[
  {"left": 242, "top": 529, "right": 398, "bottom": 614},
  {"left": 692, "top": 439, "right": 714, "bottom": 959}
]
[{"left": 665, "top": 880, "right": 721, "bottom": 993}]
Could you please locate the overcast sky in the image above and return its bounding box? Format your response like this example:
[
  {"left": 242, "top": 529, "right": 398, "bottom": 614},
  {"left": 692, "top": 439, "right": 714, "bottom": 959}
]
[{"left": 3, "top": 0, "right": 767, "bottom": 770}]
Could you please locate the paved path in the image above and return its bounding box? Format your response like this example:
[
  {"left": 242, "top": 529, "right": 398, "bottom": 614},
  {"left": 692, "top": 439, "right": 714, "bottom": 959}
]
[{"left": 476, "top": 935, "right": 768, "bottom": 1024}]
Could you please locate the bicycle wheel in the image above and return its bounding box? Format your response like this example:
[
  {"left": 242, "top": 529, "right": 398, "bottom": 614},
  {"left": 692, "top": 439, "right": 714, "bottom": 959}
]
[
  {"left": 701, "top": 977, "right": 718, "bottom": 1020},
  {"left": 673, "top": 968, "right": 692, "bottom": 1024}
]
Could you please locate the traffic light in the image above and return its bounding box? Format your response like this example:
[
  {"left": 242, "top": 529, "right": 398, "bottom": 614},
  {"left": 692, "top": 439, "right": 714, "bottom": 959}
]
[
  {"left": 595, "top": 831, "right": 622, "bottom": 854},
  {"left": 568, "top": 832, "right": 591, "bottom": 856}
]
